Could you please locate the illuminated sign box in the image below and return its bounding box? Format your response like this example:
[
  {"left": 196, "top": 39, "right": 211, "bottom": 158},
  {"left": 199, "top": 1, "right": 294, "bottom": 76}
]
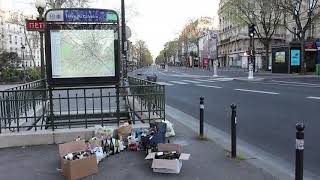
[
  {"left": 26, "top": 20, "right": 45, "bottom": 31},
  {"left": 45, "top": 9, "right": 120, "bottom": 87}
]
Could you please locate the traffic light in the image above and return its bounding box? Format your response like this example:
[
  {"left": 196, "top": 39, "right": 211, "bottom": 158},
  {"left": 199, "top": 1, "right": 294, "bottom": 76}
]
[{"left": 248, "top": 24, "right": 255, "bottom": 37}]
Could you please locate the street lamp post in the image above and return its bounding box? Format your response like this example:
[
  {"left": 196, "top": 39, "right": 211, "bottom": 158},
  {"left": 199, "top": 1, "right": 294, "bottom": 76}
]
[
  {"left": 121, "top": 0, "right": 127, "bottom": 79},
  {"left": 21, "top": 44, "right": 26, "bottom": 83},
  {"left": 35, "top": 0, "right": 46, "bottom": 80}
]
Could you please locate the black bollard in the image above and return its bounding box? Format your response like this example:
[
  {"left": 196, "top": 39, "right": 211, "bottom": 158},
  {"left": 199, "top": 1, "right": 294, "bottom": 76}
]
[
  {"left": 231, "top": 104, "right": 237, "bottom": 158},
  {"left": 200, "top": 96, "right": 204, "bottom": 137},
  {"left": 295, "top": 123, "right": 305, "bottom": 180}
]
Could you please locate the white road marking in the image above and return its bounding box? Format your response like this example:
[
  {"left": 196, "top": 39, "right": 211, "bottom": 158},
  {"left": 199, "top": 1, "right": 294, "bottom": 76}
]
[
  {"left": 215, "top": 78, "right": 234, "bottom": 81},
  {"left": 157, "top": 82, "right": 174, "bottom": 86},
  {"left": 272, "top": 80, "right": 320, "bottom": 86},
  {"left": 250, "top": 81, "right": 320, "bottom": 88},
  {"left": 182, "top": 80, "right": 202, "bottom": 84},
  {"left": 169, "top": 81, "right": 189, "bottom": 85},
  {"left": 234, "top": 89, "right": 279, "bottom": 95},
  {"left": 306, "top": 96, "right": 320, "bottom": 100},
  {"left": 194, "top": 79, "right": 217, "bottom": 83},
  {"left": 196, "top": 84, "right": 223, "bottom": 89}
]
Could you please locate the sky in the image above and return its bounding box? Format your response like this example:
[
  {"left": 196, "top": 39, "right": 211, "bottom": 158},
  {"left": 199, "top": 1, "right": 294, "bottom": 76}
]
[{"left": 0, "top": 0, "right": 220, "bottom": 57}]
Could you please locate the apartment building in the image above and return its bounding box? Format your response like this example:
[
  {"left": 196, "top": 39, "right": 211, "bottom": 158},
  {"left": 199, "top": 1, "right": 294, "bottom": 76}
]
[
  {"left": 199, "top": 30, "right": 218, "bottom": 67},
  {"left": 283, "top": 1, "right": 320, "bottom": 72},
  {"left": 217, "top": 0, "right": 286, "bottom": 70},
  {"left": 0, "top": 10, "right": 41, "bottom": 68}
]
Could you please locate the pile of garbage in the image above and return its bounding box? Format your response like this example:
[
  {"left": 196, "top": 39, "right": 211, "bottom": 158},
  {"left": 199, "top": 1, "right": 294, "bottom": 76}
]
[{"left": 59, "top": 121, "right": 178, "bottom": 179}]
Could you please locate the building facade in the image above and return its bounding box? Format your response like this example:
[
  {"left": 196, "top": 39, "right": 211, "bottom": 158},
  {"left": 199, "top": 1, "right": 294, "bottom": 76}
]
[
  {"left": 0, "top": 10, "right": 41, "bottom": 68},
  {"left": 199, "top": 30, "right": 218, "bottom": 68},
  {"left": 217, "top": 0, "right": 286, "bottom": 70}
]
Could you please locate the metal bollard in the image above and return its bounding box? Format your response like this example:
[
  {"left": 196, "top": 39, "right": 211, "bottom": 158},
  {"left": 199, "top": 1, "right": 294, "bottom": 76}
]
[
  {"left": 295, "top": 123, "right": 305, "bottom": 180},
  {"left": 231, "top": 104, "right": 237, "bottom": 158},
  {"left": 200, "top": 96, "right": 204, "bottom": 137}
]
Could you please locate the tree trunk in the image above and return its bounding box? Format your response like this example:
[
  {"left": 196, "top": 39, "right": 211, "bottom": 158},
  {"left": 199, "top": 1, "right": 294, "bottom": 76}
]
[
  {"left": 23, "top": 27, "right": 36, "bottom": 68},
  {"left": 300, "top": 40, "right": 306, "bottom": 74},
  {"left": 264, "top": 42, "right": 270, "bottom": 71}
]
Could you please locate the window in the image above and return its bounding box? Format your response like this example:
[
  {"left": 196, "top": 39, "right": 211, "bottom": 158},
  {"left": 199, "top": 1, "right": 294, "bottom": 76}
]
[
  {"left": 20, "top": 37, "right": 23, "bottom": 45},
  {"left": 10, "top": 47, "right": 12, "bottom": 52},
  {"left": 9, "top": 35, "right": 12, "bottom": 43},
  {"left": 14, "top": 36, "right": 17, "bottom": 44},
  {"left": 15, "top": 48, "right": 17, "bottom": 52}
]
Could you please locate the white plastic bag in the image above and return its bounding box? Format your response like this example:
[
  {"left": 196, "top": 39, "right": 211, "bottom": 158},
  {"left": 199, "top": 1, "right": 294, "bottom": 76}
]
[
  {"left": 94, "top": 125, "right": 113, "bottom": 139},
  {"left": 162, "top": 120, "right": 175, "bottom": 137},
  {"left": 91, "top": 147, "right": 106, "bottom": 164}
]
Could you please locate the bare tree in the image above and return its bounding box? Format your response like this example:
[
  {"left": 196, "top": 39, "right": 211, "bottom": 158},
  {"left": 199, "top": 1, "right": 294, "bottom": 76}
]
[
  {"left": 179, "top": 17, "right": 214, "bottom": 58},
  {"left": 46, "top": 0, "right": 90, "bottom": 8},
  {"left": 134, "top": 40, "right": 153, "bottom": 65},
  {"left": 7, "top": 13, "right": 37, "bottom": 68},
  {"left": 278, "top": 0, "right": 320, "bottom": 73},
  {"left": 224, "top": 0, "right": 282, "bottom": 70}
]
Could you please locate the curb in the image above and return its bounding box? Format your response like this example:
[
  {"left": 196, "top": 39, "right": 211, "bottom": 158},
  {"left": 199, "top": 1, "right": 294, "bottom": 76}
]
[{"left": 165, "top": 104, "right": 319, "bottom": 180}]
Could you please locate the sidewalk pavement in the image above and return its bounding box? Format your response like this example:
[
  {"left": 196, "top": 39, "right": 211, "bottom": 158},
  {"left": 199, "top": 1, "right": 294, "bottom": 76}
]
[
  {"left": 0, "top": 84, "right": 21, "bottom": 91},
  {"left": 0, "top": 120, "right": 276, "bottom": 180}
]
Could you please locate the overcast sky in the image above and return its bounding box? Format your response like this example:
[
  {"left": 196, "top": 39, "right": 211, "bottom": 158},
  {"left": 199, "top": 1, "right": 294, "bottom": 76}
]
[{"left": 0, "top": 0, "right": 219, "bottom": 57}]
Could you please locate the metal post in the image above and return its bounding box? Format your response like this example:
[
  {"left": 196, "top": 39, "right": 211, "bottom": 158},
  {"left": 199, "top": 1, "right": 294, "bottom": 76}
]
[
  {"left": 49, "top": 86, "right": 54, "bottom": 131},
  {"left": 40, "top": 32, "right": 45, "bottom": 79},
  {"left": 248, "top": 35, "right": 254, "bottom": 80},
  {"left": 121, "top": 0, "right": 127, "bottom": 78},
  {"left": 213, "top": 60, "right": 218, "bottom": 77},
  {"left": 295, "top": 123, "right": 305, "bottom": 180},
  {"left": 116, "top": 84, "right": 120, "bottom": 126},
  {"left": 231, "top": 104, "right": 237, "bottom": 158},
  {"left": 200, "top": 96, "right": 204, "bottom": 137}
]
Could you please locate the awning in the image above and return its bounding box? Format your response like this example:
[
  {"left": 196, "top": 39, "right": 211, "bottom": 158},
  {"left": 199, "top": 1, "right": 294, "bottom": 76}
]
[
  {"left": 316, "top": 41, "right": 320, "bottom": 64},
  {"left": 305, "top": 42, "right": 317, "bottom": 51}
]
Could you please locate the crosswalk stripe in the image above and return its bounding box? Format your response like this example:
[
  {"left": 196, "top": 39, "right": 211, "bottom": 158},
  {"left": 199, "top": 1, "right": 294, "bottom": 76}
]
[
  {"left": 169, "top": 81, "right": 189, "bottom": 85},
  {"left": 196, "top": 84, "right": 223, "bottom": 89},
  {"left": 306, "top": 96, "right": 320, "bottom": 100},
  {"left": 234, "top": 89, "right": 279, "bottom": 95},
  {"left": 214, "top": 78, "right": 234, "bottom": 81},
  {"left": 157, "top": 82, "right": 174, "bottom": 86},
  {"left": 194, "top": 79, "right": 217, "bottom": 83},
  {"left": 182, "top": 80, "right": 202, "bottom": 84}
]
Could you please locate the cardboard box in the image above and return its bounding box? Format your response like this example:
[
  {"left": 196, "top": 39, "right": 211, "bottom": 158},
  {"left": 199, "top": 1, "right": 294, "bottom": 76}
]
[
  {"left": 59, "top": 140, "right": 98, "bottom": 180},
  {"left": 145, "top": 144, "right": 190, "bottom": 174}
]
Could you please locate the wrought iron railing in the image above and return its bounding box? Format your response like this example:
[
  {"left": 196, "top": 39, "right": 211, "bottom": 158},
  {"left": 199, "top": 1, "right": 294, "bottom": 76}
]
[{"left": 0, "top": 77, "right": 165, "bottom": 133}]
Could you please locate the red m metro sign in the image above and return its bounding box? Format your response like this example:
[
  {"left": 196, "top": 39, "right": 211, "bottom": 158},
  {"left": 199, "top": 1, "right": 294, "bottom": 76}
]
[{"left": 26, "top": 20, "right": 45, "bottom": 31}]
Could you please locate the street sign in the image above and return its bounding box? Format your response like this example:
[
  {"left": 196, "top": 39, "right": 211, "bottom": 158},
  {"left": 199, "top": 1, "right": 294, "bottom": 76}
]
[
  {"left": 26, "top": 20, "right": 45, "bottom": 31},
  {"left": 46, "top": 9, "right": 118, "bottom": 23}
]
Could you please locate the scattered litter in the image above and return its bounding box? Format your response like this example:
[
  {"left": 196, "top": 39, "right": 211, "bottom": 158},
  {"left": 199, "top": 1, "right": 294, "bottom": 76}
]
[
  {"left": 94, "top": 125, "right": 113, "bottom": 140},
  {"left": 162, "top": 120, "right": 175, "bottom": 137}
]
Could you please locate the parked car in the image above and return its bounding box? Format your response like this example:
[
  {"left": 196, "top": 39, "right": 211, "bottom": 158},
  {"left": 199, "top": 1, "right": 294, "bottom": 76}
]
[{"left": 146, "top": 74, "right": 157, "bottom": 82}]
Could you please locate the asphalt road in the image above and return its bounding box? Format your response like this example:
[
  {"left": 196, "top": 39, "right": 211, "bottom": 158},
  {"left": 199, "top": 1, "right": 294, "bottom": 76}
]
[{"left": 139, "top": 65, "right": 320, "bottom": 178}]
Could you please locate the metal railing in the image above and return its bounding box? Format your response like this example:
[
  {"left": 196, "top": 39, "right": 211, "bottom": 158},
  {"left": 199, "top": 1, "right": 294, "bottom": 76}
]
[
  {"left": 0, "top": 77, "right": 166, "bottom": 133},
  {"left": 127, "top": 76, "right": 165, "bottom": 123}
]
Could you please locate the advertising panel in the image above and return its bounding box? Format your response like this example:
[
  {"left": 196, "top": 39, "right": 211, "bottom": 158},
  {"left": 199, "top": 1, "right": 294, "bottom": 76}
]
[
  {"left": 275, "top": 51, "right": 285, "bottom": 63},
  {"left": 290, "top": 49, "right": 300, "bottom": 66}
]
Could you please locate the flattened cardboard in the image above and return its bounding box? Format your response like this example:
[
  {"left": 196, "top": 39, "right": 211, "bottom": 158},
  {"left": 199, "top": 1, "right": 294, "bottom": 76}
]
[
  {"left": 145, "top": 152, "right": 156, "bottom": 160},
  {"left": 179, "top": 153, "right": 190, "bottom": 160}
]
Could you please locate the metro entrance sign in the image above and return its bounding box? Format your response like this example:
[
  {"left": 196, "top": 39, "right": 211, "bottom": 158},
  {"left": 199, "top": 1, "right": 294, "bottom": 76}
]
[
  {"left": 46, "top": 9, "right": 118, "bottom": 23},
  {"left": 26, "top": 20, "right": 45, "bottom": 31}
]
